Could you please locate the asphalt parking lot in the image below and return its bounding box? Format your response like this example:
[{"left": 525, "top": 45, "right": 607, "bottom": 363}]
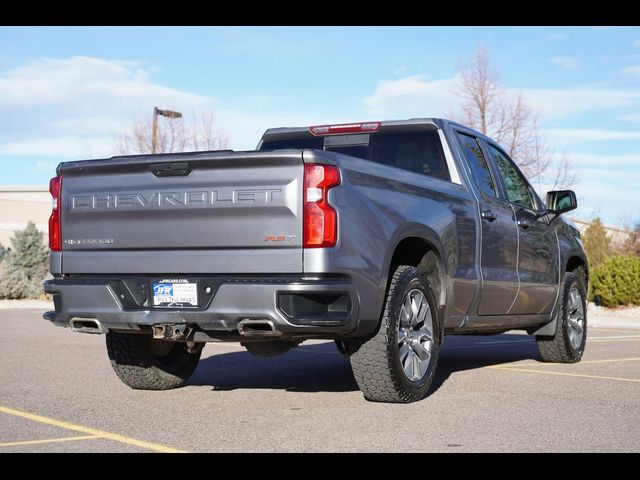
[{"left": 1, "top": 309, "right": 639, "bottom": 452}]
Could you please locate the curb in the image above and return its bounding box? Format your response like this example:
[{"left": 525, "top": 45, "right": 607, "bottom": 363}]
[{"left": 0, "top": 300, "right": 53, "bottom": 310}]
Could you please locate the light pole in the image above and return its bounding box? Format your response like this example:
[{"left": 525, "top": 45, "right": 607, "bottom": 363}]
[{"left": 151, "top": 107, "right": 183, "bottom": 154}]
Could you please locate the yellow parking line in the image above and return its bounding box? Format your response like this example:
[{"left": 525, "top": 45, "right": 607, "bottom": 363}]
[
  {"left": 489, "top": 366, "right": 640, "bottom": 383},
  {"left": 0, "top": 406, "right": 186, "bottom": 453},
  {"left": 501, "top": 357, "right": 640, "bottom": 368},
  {"left": 0, "top": 435, "right": 97, "bottom": 448}
]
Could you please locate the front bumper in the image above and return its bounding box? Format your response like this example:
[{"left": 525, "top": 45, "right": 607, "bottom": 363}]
[{"left": 43, "top": 275, "right": 358, "bottom": 338}]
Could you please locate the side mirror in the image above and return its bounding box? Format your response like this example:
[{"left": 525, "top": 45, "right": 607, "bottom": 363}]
[{"left": 546, "top": 190, "right": 577, "bottom": 215}]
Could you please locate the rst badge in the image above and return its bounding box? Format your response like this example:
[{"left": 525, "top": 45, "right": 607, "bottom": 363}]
[{"left": 264, "top": 235, "right": 296, "bottom": 242}]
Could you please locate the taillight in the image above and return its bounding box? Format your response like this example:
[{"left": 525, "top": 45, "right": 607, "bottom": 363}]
[
  {"left": 49, "top": 176, "right": 62, "bottom": 251},
  {"left": 309, "top": 122, "right": 381, "bottom": 136},
  {"left": 303, "top": 164, "right": 340, "bottom": 248}
]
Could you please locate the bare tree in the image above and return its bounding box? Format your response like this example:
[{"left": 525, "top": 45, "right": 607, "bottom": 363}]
[
  {"left": 117, "top": 111, "right": 228, "bottom": 155},
  {"left": 458, "top": 48, "right": 499, "bottom": 135},
  {"left": 455, "top": 47, "right": 576, "bottom": 191}
]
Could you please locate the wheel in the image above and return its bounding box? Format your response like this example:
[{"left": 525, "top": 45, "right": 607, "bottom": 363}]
[
  {"left": 349, "top": 265, "right": 440, "bottom": 403},
  {"left": 536, "top": 272, "right": 587, "bottom": 363},
  {"left": 106, "top": 331, "right": 202, "bottom": 390}
]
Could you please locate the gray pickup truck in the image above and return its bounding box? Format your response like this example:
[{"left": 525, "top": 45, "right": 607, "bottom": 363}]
[{"left": 44, "top": 118, "right": 588, "bottom": 403}]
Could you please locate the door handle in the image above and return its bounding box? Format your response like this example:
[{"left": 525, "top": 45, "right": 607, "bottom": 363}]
[
  {"left": 517, "top": 219, "right": 531, "bottom": 229},
  {"left": 481, "top": 210, "right": 497, "bottom": 222}
]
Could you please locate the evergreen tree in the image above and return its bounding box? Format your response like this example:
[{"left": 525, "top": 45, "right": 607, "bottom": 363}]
[
  {"left": 0, "top": 241, "right": 8, "bottom": 262},
  {"left": 0, "top": 222, "right": 49, "bottom": 299},
  {"left": 582, "top": 218, "right": 611, "bottom": 267}
]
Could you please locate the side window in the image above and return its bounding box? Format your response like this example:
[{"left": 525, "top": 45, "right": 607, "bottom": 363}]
[
  {"left": 456, "top": 132, "right": 497, "bottom": 198},
  {"left": 487, "top": 144, "right": 536, "bottom": 210},
  {"left": 369, "top": 131, "right": 451, "bottom": 181}
]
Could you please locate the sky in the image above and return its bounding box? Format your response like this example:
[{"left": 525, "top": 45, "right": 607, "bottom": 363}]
[{"left": 0, "top": 26, "right": 639, "bottom": 226}]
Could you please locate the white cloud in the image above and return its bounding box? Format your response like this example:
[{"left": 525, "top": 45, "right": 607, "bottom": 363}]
[
  {"left": 0, "top": 55, "right": 356, "bottom": 162},
  {"left": 572, "top": 175, "right": 640, "bottom": 225},
  {"left": 362, "top": 74, "right": 461, "bottom": 118},
  {"left": 0, "top": 57, "right": 210, "bottom": 110},
  {"left": 558, "top": 152, "right": 640, "bottom": 169},
  {"left": 523, "top": 87, "right": 640, "bottom": 120},
  {"left": 543, "top": 129, "right": 640, "bottom": 144},
  {"left": 0, "top": 136, "right": 113, "bottom": 158},
  {"left": 549, "top": 56, "right": 580, "bottom": 69},
  {"left": 557, "top": 153, "right": 640, "bottom": 225},
  {"left": 0, "top": 56, "right": 326, "bottom": 158},
  {"left": 621, "top": 65, "right": 640, "bottom": 76},
  {"left": 362, "top": 74, "right": 640, "bottom": 122},
  {"left": 0, "top": 57, "right": 218, "bottom": 159},
  {"left": 619, "top": 113, "right": 640, "bottom": 122}
]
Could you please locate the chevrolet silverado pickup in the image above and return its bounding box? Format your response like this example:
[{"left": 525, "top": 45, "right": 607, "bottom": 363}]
[{"left": 44, "top": 118, "right": 588, "bottom": 403}]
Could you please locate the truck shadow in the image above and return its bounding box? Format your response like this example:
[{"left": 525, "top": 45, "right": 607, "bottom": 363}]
[
  {"left": 431, "top": 334, "right": 542, "bottom": 393},
  {"left": 190, "top": 334, "right": 543, "bottom": 395}
]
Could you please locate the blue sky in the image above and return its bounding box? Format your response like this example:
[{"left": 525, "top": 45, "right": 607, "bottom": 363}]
[{"left": 0, "top": 26, "right": 639, "bottom": 226}]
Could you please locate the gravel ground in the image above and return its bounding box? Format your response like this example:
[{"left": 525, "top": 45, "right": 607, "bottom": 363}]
[{"left": 588, "top": 303, "right": 640, "bottom": 329}]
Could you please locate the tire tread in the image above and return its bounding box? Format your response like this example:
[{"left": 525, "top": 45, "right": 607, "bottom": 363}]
[
  {"left": 106, "top": 331, "right": 200, "bottom": 390},
  {"left": 536, "top": 272, "right": 586, "bottom": 363},
  {"left": 349, "top": 265, "right": 439, "bottom": 403}
]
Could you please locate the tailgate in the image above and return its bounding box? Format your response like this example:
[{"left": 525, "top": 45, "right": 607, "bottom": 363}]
[{"left": 59, "top": 150, "right": 303, "bottom": 274}]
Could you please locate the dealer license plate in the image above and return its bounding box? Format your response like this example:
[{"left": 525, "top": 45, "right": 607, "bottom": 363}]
[{"left": 152, "top": 279, "right": 198, "bottom": 307}]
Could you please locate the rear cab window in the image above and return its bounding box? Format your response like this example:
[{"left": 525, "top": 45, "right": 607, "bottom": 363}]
[{"left": 260, "top": 130, "right": 451, "bottom": 182}]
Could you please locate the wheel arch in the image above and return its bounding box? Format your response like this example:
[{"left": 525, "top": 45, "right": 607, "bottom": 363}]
[
  {"left": 532, "top": 250, "right": 589, "bottom": 337},
  {"left": 565, "top": 253, "right": 589, "bottom": 288},
  {"left": 382, "top": 225, "right": 449, "bottom": 340}
]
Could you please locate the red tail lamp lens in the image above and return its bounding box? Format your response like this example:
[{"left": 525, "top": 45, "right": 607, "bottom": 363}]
[
  {"left": 49, "top": 176, "right": 62, "bottom": 251},
  {"left": 303, "top": 165, "right": 340, "bottom": 248}
]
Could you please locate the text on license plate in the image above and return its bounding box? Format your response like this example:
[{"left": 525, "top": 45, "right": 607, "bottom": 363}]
[{"left": 152, "top": 281, "right": 198, "bottom": 307}]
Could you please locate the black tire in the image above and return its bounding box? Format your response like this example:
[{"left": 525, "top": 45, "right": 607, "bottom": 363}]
[
  {"left": 106, "top": 331, "right": 202, "bottom": 390},
  {"left": 348, "top": 265, "right": 440, "bottom": 403},
  {"left": 536, "top": 272, "right": 587, "bottom": 363}
]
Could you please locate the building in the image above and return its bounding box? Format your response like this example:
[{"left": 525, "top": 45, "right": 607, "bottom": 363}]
[
  {"left": 0, "top": 186, "right": 50, "bottom": 247},
  {"left": 570, "top": 218, "right": 633, "bottom": 249}
]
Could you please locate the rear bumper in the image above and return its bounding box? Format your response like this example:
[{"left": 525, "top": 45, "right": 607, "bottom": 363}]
[{"left": 43, "top": 276, "right": 359, "bottom": 338}]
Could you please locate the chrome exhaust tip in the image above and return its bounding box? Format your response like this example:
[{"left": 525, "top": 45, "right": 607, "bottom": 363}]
[
  {"left": 237, "top": 319, "right": 281, "bottom": 337},
  {"left": 69, "top": 318, "right": 106, "bottom": 334}
]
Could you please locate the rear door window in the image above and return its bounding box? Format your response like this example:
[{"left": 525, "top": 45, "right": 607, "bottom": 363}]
[{"left": 456, "top": 132, "right": 497, "bottom": 198}]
